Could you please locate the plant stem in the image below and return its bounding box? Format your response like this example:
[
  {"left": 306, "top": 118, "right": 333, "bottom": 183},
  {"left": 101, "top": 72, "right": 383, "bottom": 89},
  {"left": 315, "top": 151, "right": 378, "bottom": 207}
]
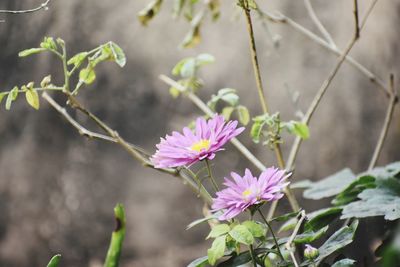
[
  {"left": 205, "top": 159, "right": 219, "bottom": 192},
  {"left": 249, "top": 244, "right": 258, "bottom": 267},
  {"left": 60, "top": 43, "right": 70, "bottom": 92},
  {"left": 258, "top": 209, "right": 284, "bottom": 262},
  {"left": 369, "top": 74, "right": 398, "bottom": 170},
  {"left": 0, "top": 0, "right": 51, "bottom": 14}
]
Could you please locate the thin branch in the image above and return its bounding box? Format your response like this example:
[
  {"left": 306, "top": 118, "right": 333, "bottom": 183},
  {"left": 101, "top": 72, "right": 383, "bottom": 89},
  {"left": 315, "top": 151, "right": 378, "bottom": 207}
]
[
  {"left": 303, "top": 0, "right": 336, "bottom": 48},
  {"left": 0, "top": 0, "right": 51, "bottom": 14},
  {"left": 257, "top": 2, "right": 390, "bottom": 98},
  {"left": 41, "top": 92, "right": 213, "bottom": 205},
  {"left": 369, "top": 75, "right": 398, "bottom": 169},
  {"left": 159, "top": 74, "right": 300, "bottom": 212},
  {"left": 286, "top": 0, "right": 370, "bottom": 172},
  {"left": 285, "top": 210, "right": 306, "bottom": 267}
]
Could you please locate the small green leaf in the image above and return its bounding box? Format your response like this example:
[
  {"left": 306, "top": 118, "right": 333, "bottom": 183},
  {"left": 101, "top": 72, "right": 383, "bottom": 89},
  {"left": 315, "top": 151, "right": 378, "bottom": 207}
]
[
  {"left": 208, "top": 235, "right": 226, "bottom": 265},
  {"left": 25, "top": 89, "right": 40, "bottom": 110},
  {"left": 46, "top": 254, "right": 61, "bottom": 267},
  {"left": 40, "top": 37, "right": 57, "bottom": 50},
  {"left": 79, "top": 67, "right": 96, "bottom": 85},
  {"left": 250, "top": 120, "right": 265, "bottom": 143},
  {"left": 229, "top": 225, "right": 254, "bottom": 245},
  {"left": 5, "top": 86, "right": 18, "bottom": 110},
  {"left": 138, "top": 0, "right": 163, "bottom": 26},
  {"left": 242, "top": 221, "right": 265, "bottom": 238},
  {"left": 0, "top": 92, "right": 6, "bottom": 104},
  {"left": 196, "top": 53, "right": 215, "bottom": 66},
  {"left": 222, "top": 106, "right": 235, "bottom": 121},
  {"left": 207, "top": 224, "right": 230, "bottom": 239},
  {"left": 285, "top": 121, "right": 310, "bottom": 139},
  {"left": 40, "top": 75, "right": 52, "bottom": 88},
  {"left": 18, "top": 48, "right": 46, "bottom": 57},
  {"left": 236, "top": 105, "right": 250, "bottom": 125},
  {"left": 108, "top": 42, "right": 126, "bottom": 67},
  {"left": 67, "top": 52, "right": 88, "bottom": 68}
]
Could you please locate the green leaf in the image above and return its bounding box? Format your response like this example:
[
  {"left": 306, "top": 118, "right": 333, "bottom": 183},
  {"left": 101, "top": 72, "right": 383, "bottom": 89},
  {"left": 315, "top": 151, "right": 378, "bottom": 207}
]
[
  {"left": 229, "top": 225, "right": 254, "bottom": 245},
  {"left": 108, "top": 42, "right": 126, "bottom": 67},
  {"left": 305, "top": 206, "right": 342, "bottom": 232},
  {"left": 5, "top": 86, "right": 18, "bottom": 110},
  {"left": 236, "top": 105, "right": 250, "bottom": 125},
  {"left": 172, "top": 58, "right": 189, "bottom": 76},
  {"left": 40, "top": 75, "right": 52, "bottom": 88},
  {"left": 341, "top": 181, "right": 400, "bottom": 220},
  {"left": 242, "top": 221, "right": 265, "bottom": 238},
  {"left": 104, "top": 204, "right": 126, "bottom": 267},
  {"left": 293, "top": 226, "right": 328, "bottom": 244},
  {"left": 187, "top": 256, "right": 209, "bottom": 267},
  {"left": 207, "top": 224, "right": 230, "bottom": 239},
  {"left": 25, "top": 89, "right": 40, "bottom": 110},
  {"left": 40, "top": 37, "right": 57, "bottom": 50},
  {"left": 250, "top": 120, "right": 265, "bottom": 143},
  {"left": 285, "top": 121, "right": 310, "bottom": 139},
  {"left": 46, "top": 254, "right": 61, "bottom": 267},
  {"left": 220, "top": 90, "right": 239, "bottom": 106},
  {"left": 332, "top": 175, "right": 375, "bottom": 206},
  {"left": 187, "top": 212, "right": 221, "bottom": 230},
  {"left": 181, "top": 12, "right": 203, "bottom": 48},
  {"left": 313, "top": 220, "right": 358, "bottom": 265},
  {"left": 18, "top": 48, "right": 46, "bottom": 57},
  {"left": 79, "top": 67, "right": 96, "bottom": 85},
  {"left": 331, "top": 259, "right": 356, "bottom": 267},
  {"left": 217, "top": 248, "right": 274, "bottom": 267},
  {"left": 302, "top": 169, "right": 356, "bottom": 200},
  {"left": 221, "top": 106, "right": 235, "bottom": 121},
  {"left": 180, "top": 58, "right": 196, "bottom": 78},
  {"left": 138, "top": 0, "right": 163, "bottom": 26},
  {"left": 196, "top": 53, "right": 215, "bottom": 66},
  {"left": 270, "top": 210, "right": 301, "bottom": 223},
  {"left": 67, "top": 52, "right": 88, "bottom": 68},
  {"left": 207, "top": 235, "right": 226, "bottom": 265},
  {"left": 0, "top": 92, "right": 6, "bottom": 104}
]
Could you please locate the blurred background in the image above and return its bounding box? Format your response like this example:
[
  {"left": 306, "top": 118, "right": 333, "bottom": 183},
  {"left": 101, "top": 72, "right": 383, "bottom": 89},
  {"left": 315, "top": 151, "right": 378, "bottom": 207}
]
[{"left": 0, "top": 0, "right": 399, "bottom": 266}]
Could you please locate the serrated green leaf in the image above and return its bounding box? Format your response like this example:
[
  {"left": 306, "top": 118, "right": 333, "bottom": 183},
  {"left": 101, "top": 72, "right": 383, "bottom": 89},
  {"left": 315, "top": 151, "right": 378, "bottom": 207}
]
[
  {"left": 46, "top": 254, "right": 61, "bottom": 267},
  {"left": 79, "top": 67, "right": 96, "bottom": 85},
  {"left": 25, "top": 89, "right": 40, "bottom": 110},
  {"left": 242, "top": 221, "right": 265, "bottom": 238},
  {"left": 67, "top": 52, "right": 88, "bottom": 68},
  {"left": 302, "top": 169, "right": 356, "bottom": 200},
  {"left": 208, "top": 235, "right": 226, "bottom": 265},
  {"left": 236, "top": 105, "right": 250, "bottom": 125},
  {"left": 207, "top": 224, "right": 230, "bottom": 239},
  {"left": 229, "top": 225, "right": 254, "bottom": 245},
  {"left": 138, "top": 0, "right": 163, "bottom": 26},
  {"left": 18, "top": 48, "right": 46, "bottom": 57}
]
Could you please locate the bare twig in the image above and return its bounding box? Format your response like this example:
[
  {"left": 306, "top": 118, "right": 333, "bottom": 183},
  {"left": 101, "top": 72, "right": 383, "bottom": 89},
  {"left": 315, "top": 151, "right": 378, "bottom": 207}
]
[
  {"left": 303, "top": 0, "right": 336, "bottom": 48},
  {"left": 0, "top": 0, "right": 51, "bottom": 14},
  {"left": 286, "top": 0, "right": 371, "bottom": 173},
  {"left": 159, "top": 75, "right": 301, "bottom": 212},
  {"left": 369, "top": 75, "right": 398, "bottom": 169},
  {"left": 285, "top": 210, "right": 307, "bottom": 267},
  {"left": 257, "top": 1, "right": 390, "bottom": 98},
  {"left": 42, "top": 92, "right": 213, "bottom": 205}
]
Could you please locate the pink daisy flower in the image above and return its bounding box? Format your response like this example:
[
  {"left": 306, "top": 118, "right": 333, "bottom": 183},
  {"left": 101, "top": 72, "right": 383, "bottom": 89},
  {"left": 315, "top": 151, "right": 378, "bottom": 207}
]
[
  {"left": 151, "top": 115, "right": 244, "bottom": 168},
  {"left": 211, "top": 168, "right": 289, "bottom": 221}
]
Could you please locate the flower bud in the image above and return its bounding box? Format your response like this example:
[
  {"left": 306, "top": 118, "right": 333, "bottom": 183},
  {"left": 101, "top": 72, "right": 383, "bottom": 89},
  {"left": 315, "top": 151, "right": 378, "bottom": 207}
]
[{"left": 304, "top": 244, "right": 319, "bottom": 260}]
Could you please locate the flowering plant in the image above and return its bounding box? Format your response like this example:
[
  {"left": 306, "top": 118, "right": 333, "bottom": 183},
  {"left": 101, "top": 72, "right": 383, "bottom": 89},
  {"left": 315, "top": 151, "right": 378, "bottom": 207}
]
[{"left": 0, "top": 0, "right": 399, "bottom": 266}]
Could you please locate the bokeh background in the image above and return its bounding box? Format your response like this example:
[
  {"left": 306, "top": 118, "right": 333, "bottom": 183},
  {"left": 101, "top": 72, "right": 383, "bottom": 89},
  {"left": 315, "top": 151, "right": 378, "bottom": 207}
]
[{"left": 0, "top": 0, "right": 399, "bottom": 266}]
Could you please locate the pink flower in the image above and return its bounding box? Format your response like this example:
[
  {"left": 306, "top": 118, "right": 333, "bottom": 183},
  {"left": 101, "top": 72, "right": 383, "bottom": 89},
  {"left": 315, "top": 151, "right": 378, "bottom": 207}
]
[
  {"left": 151, "top": 115, "right": 244, "bottom": 168},
  {"left": 211, "top": 168, "right": 289, "bottom": 221}
]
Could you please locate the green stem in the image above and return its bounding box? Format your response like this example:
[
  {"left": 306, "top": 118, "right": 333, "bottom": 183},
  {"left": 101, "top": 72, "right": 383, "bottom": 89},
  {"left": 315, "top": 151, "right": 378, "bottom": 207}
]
[
  {"left": 249, "top": 244, "right": 258, "bottom": 267},
  {"left": 104, "top": 204, "right": 126, "bottom": 267},
  {"left": 258, "top": 209, "right": 284, "bottom": 262},
  {"left": 205, "top": 159, "right": 219, "bottom": 192},
  {"left": 60, "top": 43, "right": 70, "bottom": 92}
]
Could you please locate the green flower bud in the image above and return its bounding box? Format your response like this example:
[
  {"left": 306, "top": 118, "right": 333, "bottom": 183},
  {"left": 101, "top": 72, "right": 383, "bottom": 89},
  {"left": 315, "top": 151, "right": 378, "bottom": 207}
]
[{"left": 304, "top": 244, "right": 319, "bottom": 260}]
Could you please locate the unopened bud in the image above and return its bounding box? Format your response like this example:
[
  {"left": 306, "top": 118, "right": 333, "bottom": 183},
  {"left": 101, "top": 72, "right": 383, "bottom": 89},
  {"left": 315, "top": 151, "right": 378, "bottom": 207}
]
[{"left": 304, "top": 244, "right": 319, "bottom": 260}]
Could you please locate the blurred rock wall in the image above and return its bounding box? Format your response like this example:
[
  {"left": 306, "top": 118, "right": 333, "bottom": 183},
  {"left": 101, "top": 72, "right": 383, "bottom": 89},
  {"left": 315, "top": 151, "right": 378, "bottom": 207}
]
[{"left": 0, "top": 0, "right": 399, "bottom": 266}]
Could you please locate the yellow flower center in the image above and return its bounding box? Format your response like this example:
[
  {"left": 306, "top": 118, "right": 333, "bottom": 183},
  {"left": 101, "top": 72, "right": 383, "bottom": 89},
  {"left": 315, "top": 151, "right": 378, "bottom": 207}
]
[
  {"left": 242, "top": 189, "right": 252, "bottom": 198},
  {"left": 190, "top": 139, "right": 211, "bottom": 152}
]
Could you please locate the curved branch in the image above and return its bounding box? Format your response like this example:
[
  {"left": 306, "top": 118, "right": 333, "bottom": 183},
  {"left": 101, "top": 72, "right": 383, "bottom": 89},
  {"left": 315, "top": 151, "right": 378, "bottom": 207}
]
[{"left": 0, "top": 0, "right": 51, "bottom": 14}]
